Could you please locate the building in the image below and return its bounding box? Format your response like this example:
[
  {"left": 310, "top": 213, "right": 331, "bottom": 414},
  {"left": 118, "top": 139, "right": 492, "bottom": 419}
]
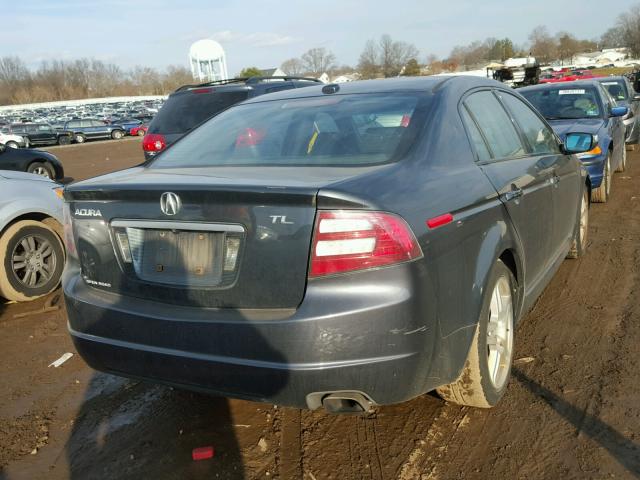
[
  {"left": 259, "top": 68, "right": 286, "bottom": 77},
  {"left": 189, "top": 39, "right": 229, "bottom": 82}
]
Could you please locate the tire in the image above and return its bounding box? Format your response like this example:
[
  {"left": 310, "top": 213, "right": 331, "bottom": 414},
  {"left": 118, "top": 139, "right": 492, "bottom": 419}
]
[
  {"left": 58, "top": 135, "right": 71, "bottom": 146},
  {"left": 615, "top": 145, "right": 627, "bottom": 173},
  {"left": 5, "top": 141, "right": 18, "bottom": 149},
  {"left": 0, "top": 220, "right": 64, "bottom": 302},
  {"left": 567, "top": 188, "right": 589, "bottom": 259},
  {"left": 591, "top": 154, "right": 611, "bottom": 203},
  {"left": 436, "top": 259, "right": 516, "bottom": 408},
  {"left": 111, "top": 130, "right": 124, "bottom": 140},
  {"left": 27, "top": 161, "right": 54, "bottom": 179},
  {"left": 74, "top": 133, "right": 86, "bottom": 144},
  {"left": 136, "top": 128, "right": 145, "bottom": 137}
]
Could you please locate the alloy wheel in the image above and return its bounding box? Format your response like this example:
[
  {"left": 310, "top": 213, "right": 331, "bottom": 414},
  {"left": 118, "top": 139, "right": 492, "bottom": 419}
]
[
  {"left": 486, "top": 275, "right": 514, "bottom": 390},
  {"left": 11, "top": 234, "right": 57, "bottom": 289}
]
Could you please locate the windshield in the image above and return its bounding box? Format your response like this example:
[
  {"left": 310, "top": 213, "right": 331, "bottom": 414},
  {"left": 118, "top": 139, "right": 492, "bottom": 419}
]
[
  {"left": 599, "top": 80, "right": 628, "bottom": 102},
  {"left": 520, "top": 87, "right": 602, "bottom": 120},
  {"left": 150, "top": 93, "right": 429, "bottom": 168}
]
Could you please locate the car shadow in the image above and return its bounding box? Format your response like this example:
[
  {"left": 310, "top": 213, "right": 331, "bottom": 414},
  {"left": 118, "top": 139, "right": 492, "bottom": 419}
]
[
  {"left": 512, "top": 367, "right": 640, "bottom": 477},
  {"left": 61, "top": 227, "right": 290, "bottom": 479}
]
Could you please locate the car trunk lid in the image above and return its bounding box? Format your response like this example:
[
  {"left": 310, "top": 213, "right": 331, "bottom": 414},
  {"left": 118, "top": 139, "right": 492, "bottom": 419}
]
[{"left": 65, "top": 166, "right": 382, "bottom": 308}]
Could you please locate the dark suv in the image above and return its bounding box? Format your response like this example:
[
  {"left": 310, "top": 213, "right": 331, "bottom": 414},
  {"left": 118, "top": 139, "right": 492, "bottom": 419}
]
[
  {"left": 5, "top": 123, "right": 73, "bottom": 147},
  {"left": 63, "top": 119, "right": 126, "bottom": 144},
  {"left": 143, "top": 76, "right": 321, "bottom": 159}
]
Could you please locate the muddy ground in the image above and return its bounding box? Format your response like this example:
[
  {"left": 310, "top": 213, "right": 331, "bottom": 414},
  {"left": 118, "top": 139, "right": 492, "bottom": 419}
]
[{"left": 0, "top": 140, "right": 639, "bottom": 479}]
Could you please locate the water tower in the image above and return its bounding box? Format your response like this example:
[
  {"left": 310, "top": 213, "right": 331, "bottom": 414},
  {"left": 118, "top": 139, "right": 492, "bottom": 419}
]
[{"left": 189, "top": 39, "right": 228, "bottom": 82}]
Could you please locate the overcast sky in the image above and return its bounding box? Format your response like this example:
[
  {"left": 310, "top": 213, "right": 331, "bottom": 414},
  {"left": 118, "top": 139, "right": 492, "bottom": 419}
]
[{"left": 1, "top": 0, "right": 637, "bottom": 75}]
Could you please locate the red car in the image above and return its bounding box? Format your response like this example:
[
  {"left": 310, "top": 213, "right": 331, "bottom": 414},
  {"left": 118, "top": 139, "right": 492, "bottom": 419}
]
[{"left": 130, "top": 124, "right": 148, "bottom": 136}]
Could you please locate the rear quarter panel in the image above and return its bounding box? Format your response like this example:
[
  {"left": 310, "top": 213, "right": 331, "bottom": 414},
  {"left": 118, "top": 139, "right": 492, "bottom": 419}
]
[{"left": 323, "top": 87, "right": 525, "bottom": 384}]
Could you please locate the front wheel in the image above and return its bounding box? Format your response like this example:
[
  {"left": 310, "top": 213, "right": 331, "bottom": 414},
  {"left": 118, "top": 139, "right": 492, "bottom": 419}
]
[
  {"left": 567, "top": 188, "right": 589, "bottom": 259},
  {"left": 436, "top": 259, "right": 516, "bottom": 408},
  {"left": 111, "top": 130, "right": 124, "bottom": 140},
  {"left": 5, "top": 141, "right": 18, "bottom": 149},
  {"left": 137, "top": 128, "right": 145, "bottom": 136},
  {"left": 591, "top": 154, "right": 611, "bottom": 203},
  {"left": 58, "top": 135, "right": 71, "bottom": 145},
  {"left": 0, "top": 220, "right": 65, "bottom": 302},
  {"left": 27, "top": 161, "right": 54, "bottom": 179}
]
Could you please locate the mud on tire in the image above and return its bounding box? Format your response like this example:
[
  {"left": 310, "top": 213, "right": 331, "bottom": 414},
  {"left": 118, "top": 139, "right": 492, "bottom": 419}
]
[
  {"left": 436, "top": 259, "right": 516, "bottom": 408},
  {"left": 0, "top": 220, "right": 65, "bottom": 302}
]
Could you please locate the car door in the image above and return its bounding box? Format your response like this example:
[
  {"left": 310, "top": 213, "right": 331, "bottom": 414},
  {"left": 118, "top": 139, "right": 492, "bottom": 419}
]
[
  {"left": 92, "top": 120, "right": 110, "bottom": 138},
  {"left": 599, "top": 86, "right": 625, "bottom": 166},
  {"left": 42, "top": 125, "right": 58, "bottom": 144},
  {"left": 497, "top": 90, "right": 580, "bottom": 260},
  {"left": 462, "top": 89, "right": 555, "bottom": 294}
]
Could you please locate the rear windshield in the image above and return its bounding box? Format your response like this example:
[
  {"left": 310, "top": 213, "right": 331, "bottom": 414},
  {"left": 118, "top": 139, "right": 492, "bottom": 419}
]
[
  {"left": 149, "top": 90, "right": 249, "bottom": 135},
  {"left": 520, "top": 87, "right": 602, "bottom": 120},
  {"left": 150, "top": 93, "right": 428, "bottom": 168},
  {"left": 599, "top": 80, "right": 628, "bottom": 101}
]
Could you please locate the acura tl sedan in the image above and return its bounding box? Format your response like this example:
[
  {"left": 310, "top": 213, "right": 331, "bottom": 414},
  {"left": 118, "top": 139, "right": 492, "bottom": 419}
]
[{"left": 63, "top": 77, "right": 592, "bottom": 413}]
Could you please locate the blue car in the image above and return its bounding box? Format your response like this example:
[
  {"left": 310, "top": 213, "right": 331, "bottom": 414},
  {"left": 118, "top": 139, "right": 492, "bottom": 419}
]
[
  {"left": 108, "top": 118, "right": 142, "bottom": 135},
  {"left": 520, "top": 81, "right": 628, "bottom": 203}
]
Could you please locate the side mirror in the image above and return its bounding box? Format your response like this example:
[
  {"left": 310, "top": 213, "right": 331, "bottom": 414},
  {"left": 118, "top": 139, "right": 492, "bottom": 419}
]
[
  {"left": 610, "top": 106, "right": 629, "bottom": 117},
  {"left": 563, "top": 132, "right": 596, "bottom": 154}
]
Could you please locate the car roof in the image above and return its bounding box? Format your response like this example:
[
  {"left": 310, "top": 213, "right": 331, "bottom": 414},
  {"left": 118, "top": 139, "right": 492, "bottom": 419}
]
[
  {"left": 519, "top": 80, "right": 603, "bottom": 93},
  {"left": 240, "top": 76, "right": 505, "bottom": 105}
]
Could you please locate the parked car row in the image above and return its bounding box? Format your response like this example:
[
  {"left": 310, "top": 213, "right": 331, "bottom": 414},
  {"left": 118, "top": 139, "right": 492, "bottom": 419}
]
[
  {"left": 63, "top": 76, "right": 600, "bottom": 416},
  {"left": 520, "top": 78, "right": 633, "bottom": 203},
  {"left": 0, "top": 98, "right": 163, "bottom": 130}
]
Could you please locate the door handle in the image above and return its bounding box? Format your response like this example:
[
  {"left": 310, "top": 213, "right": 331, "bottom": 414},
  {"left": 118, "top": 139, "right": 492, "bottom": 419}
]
[{"left": 504, "top": 187, "right": 523, "bottom": 202}]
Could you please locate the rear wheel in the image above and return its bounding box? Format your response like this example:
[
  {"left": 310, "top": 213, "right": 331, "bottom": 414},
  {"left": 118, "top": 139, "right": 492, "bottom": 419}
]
[
  {"left": 74, "top": 133, "right": 86, "bottom": 144},
  {"left": 615, "top": 145, "right": 627, "bottom": 172},
  {"left": 137, "top": 128, "right": 145, "bottom": 136},
  {"left": 567, "top": 188, "right": 589, "bottom": 259},
  {"left": 27, "top": 162, "right": 54, "bottom": 179},
  {"left": 111, "top": 130, "right": 124, "bottom": 140},
  {"left": 591, "top": 154, "right": 611, "bottom": 203},
  {"left": 58, "top": 135, "right": 71, "bottom": 145},
  {"left": 0, "top": 220, "right": 64, "bottom": 302},
  {"left": 436, "top": 259, "right": 516, "bottom": 408},
  {"left": 5, "top": 141, "right": 18, "bottom": 149}
]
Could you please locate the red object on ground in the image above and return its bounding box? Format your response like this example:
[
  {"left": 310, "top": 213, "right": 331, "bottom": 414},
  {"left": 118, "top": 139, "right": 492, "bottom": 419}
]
[{"left": 192, "top": 446, "right": 215, "bottom": 461}]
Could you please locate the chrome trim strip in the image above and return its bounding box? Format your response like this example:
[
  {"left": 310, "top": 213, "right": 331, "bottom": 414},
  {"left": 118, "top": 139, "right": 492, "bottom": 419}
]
[{"left": 111, "top": 220, "right": 245, "bottom": 233}]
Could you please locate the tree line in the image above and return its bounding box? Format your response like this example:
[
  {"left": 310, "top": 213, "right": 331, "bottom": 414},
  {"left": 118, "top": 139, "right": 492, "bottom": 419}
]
[
  {"left": 3, "top": 3, "right": 640, "bottom": 106},
  {"left": 0, "top": 57, "right": 193, "bottom": 105}
]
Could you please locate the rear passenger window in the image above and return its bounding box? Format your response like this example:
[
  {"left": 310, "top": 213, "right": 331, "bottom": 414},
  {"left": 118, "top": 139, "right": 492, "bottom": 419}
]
[
  {"left": 498, "top": 92, "right": 559, "bottom": 155},
  {"left": 461, "top": 107, "right": 491, "bottom": 161},
  {"left": 464, "top": 91, "right": 526, "bottom": 159}
]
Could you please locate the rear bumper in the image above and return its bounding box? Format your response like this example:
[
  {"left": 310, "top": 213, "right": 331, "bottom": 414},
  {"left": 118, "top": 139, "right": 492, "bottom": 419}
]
[{"left": 63, "top": 263, "right": 440, "bottom": 409}]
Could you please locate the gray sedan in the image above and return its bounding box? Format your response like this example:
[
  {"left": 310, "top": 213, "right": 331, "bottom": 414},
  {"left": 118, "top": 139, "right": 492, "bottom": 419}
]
[{"left": 0, "top": 171, "right": 65, "bottom": 301}]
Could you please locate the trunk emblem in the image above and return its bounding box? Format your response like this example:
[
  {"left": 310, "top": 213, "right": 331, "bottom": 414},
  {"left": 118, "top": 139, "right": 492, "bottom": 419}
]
[{"left": 160, "top": 192, "right": 181, "bottom": 216}]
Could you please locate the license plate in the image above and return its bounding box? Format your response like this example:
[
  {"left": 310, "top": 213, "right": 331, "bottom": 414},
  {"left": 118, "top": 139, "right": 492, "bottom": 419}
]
[{"left": 126, "top": 228, "right": 224, "bottom": 286}]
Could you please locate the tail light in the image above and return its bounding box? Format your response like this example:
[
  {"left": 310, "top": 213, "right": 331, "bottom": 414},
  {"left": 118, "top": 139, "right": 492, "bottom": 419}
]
[
  {"left": 309, "top": 211, "right": 422, "bottom": 277},
  {"left": 142, "top": 133, "right": 166, "bottom": 153},
  {"left": 62, "top": 203, "right": 77, "bottom": 259}
]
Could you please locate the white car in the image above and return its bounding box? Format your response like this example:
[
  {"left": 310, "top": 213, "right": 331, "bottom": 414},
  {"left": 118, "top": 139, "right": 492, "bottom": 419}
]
[
  {"left": 0, "top": 131, "right": 27, "bottom": 149},
  {"left": 0, "top": 171, "right": 65, "bottom": 301}
]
